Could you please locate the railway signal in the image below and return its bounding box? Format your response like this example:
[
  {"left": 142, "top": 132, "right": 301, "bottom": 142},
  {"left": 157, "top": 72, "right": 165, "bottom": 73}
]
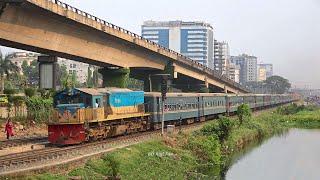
[
  {"left": 151, "top": 74, "right": 171, "bottom": 136},
  {"left": 161, "top": 78, "right": 168, "bottom": 101}
]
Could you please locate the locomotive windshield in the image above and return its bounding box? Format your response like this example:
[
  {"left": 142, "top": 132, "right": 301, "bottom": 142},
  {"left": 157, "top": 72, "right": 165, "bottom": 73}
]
[{"left": 55, "top": 94, "right": 84, "bottom": 105}]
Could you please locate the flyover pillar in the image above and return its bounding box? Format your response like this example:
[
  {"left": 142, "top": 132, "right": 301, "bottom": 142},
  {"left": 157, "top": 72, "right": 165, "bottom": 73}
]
[
  {"left": 38, "top": 56, "right": 58, "bottom": 90},
  {"left": 99, "top": 67, "right": 130, "bottom": 88}
]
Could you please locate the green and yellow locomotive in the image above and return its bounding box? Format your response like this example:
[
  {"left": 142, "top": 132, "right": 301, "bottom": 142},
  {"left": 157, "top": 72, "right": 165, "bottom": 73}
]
[{"left": 48, "top": 88, "right": 149, "bottom": 145}]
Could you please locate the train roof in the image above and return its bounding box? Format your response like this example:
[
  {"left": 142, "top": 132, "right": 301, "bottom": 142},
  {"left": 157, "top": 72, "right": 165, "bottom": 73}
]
[
  {"left": 75, "top": 88, "right": 102, "bottom": 96},
  {"left": 145, "top": 92, "right": 293, "bottom": 98},
  {"left": 75, "top": 88, "right": 143, "bottom": 96},
  {"left": 144, "top": 92, "right": 227, "bottom": 97}
]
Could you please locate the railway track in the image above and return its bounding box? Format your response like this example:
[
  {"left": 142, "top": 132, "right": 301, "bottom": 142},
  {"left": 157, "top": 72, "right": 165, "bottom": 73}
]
[
  {"left": 0, "top": 122, "right": 205, "bottom": 176},
  {"left": 0, "top": 136, "right": 48, "bottom": 150}
]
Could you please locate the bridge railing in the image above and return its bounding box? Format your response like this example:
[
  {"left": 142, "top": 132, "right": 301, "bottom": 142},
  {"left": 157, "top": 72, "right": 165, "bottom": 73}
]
[{"left": 44, "top": 0, "right": 248, "bottom": 92}]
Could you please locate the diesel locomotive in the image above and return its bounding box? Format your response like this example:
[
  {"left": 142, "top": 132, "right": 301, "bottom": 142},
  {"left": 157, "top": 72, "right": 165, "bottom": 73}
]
[{"left": 48, "top": 88, "right": 298, "bottom": 145}]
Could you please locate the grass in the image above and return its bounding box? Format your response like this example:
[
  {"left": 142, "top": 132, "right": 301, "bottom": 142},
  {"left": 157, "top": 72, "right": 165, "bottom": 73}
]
[
  {"left": 278, "top": 110, "right": 320, "bottom": 128},
  {"left": 28, "top": 104, "right": 320, "bottom": 180}
]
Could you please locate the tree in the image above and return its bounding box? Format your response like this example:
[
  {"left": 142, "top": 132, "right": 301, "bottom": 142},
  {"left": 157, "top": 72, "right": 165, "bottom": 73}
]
[
  {"left": 86, "top": 66, "right": 93, "bottom": 88},
  {"left": 237, "top": 104, "right": 251, "bottom": 125},
  {"left": 71, "top": 72, "right": 79, "bottom": 88},
  {"left": 21, "top": 60, "right": 39, "bottom": 87},
  {"left": 0, "top": 54, "right": 20, "bottom": 92},
  {"left": 92, "top": 68, "right": 99, "bottom": 88},
  {"left": 265, "top": 75, "right": 291, "bottom": 94},
  {"left": 57, "top": 64, "right": 68, "bottom": 89}
]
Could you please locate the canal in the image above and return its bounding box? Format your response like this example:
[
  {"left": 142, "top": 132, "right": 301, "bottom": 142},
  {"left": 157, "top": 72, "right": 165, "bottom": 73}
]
[{"left": 226, "top": 129, "right": 320, "bottom": 180}]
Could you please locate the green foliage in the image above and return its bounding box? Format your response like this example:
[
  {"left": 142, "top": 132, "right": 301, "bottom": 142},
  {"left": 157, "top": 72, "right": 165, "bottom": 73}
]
[
  {"left": 3, "top": 88, "right": 16, "bottom": 95},
  {"left": 71, "top": 72, "right": 79, "bottom": 88},
  {"left": 68, "top": 140, "right": 197, "bottom": 180},
  {"left": 186, "top": 135, "right": 221, "bottom": 165},
  {"left": 38, "top": 89, "right": 56, "bottom": 99},
  {"left": 102, "top": 154, "right": 120, "bottom": 177},
  {"left": 9, "top": 96, "right": 25, "bottom": 106},
  {"left": 0, "top": 54, "right": 20, "bottom": 91},
  {"left": 276, "top": 103, "right": 317, "bottom": 115},
  {"left": 57, "top": 64, "right": 68, "bottom": 88},
  {"left": 265, "top": 75, "right": 291, "bottom": 94},
  {"left": 24, "top": 87, "right": 36, "bottom": 97},
  {"left": 25, "top": 96, "right": 53, "bottom": 122},
  {"left": 21, "top": 60, "right": 39, "bottom": 87},
  {"left": 92, "top": 68, "right": 99, "bottom": 87},
  {"left": 201, "top": 117, "right": 234, "bottom": 142},
  {"left": 100, "top": 68, "right": 130, "bottom": 88},
  {"left": 237, "top": 104, "right": 252, "bottom": 125},
  {"left": 26, "top": 173, "right": 66, "bottom": 180},
  {"left": 276, "top": 108, "right": 320, "bottom": 128},
  {"left": 61, "top": 72, "right": 80, "bottom": 90},
  {"left": 86, "top": 66, "right": 93, "bottom": 88}
]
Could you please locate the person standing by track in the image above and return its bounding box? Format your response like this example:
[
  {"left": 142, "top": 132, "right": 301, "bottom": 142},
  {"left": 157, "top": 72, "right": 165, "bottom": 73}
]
[{"left": 4, "top": 118, "right": 14, "bottom": 140}]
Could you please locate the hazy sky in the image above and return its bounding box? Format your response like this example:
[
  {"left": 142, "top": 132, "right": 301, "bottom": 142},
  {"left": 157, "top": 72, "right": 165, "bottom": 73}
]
[{"left": 1, "top": 0, "right": 320, "bottom": 88}]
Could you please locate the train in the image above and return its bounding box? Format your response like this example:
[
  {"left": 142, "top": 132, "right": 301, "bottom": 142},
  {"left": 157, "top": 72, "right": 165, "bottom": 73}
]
[{"left": 48, "top": 88, "right": 299, "bottom": 145}]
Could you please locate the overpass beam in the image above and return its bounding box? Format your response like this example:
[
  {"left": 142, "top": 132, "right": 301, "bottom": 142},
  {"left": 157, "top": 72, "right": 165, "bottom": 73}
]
[{"left": 99, "top": 67, "right": 130, "bottom": 88}]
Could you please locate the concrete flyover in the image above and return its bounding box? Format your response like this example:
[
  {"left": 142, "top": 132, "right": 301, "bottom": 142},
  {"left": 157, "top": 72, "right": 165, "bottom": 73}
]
[{"left": 0, "top": 0, "right": 250, "bottom": 93}]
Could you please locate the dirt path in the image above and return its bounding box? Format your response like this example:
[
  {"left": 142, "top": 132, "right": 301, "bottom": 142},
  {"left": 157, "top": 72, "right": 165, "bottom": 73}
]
[{"left": 0, "top": 123, "right": 47, "bottom": 141}]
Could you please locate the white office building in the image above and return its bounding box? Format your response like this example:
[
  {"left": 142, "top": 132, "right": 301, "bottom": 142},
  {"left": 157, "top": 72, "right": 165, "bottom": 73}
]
[{"left": 142, "top": 20, "right": 214, "bottom": 68}]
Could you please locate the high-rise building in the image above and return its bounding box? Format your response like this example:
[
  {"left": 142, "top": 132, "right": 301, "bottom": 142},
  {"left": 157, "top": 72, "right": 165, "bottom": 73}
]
[
  {"left": 257, "top": 65, "right": 267, "bottom": 81},
  {"left": 258, "top": 64, "right": 273, "bottom": 78},
  {"left": 229, "top": 63, "right": 240, "bottom": 83},
  {"left": 231, "top": 54, "right": 258, "bottom": 84},
  {"left": 141, "top": 20, "right": 214, "bottom": 68},
  {"left": 214, "top": 40, "right": 230, "bottom": 76}
]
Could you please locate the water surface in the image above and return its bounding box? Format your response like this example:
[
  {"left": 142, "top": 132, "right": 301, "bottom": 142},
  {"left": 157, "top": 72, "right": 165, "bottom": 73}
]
[{"left": 226, "top": 129, "right": 320, "bottom": 180}]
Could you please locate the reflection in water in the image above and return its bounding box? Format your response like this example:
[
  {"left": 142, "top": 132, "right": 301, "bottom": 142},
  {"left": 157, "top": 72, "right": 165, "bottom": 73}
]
[{"left": 226, "top": 129, "right": 320, "bottom": 180}]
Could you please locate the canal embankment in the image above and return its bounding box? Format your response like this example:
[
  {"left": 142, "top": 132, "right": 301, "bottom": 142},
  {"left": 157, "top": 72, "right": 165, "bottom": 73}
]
[{"left": 29, "top": 104, "right": 320, "bottom": 180}]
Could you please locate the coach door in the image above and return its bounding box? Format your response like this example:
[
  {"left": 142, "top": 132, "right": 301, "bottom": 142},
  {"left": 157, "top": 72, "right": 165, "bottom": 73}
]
[{"left": 197, "top": 96, "right": 204, "bottom": 121}]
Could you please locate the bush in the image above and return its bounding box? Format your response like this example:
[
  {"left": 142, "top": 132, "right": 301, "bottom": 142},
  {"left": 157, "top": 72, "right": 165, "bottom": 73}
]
[
  {"left": 186, "top": 135, "right": 221, "bottom": 165},
  {"left": 4, "top": 88, "right": 16, "bottom": 95},
  {"left": 24, "top": 88, "right": 36, "bottom": 97},
  {"left": 102, "top": 154, "right": 120, "bottom": 178},
  {"left": 37, "top": 89, "right": 56, "bottom": 99},
  {"left": 25, "top": 96, "right": 53, "bottom": 122},
  {"left": 201, "top": 117, "right": 233, "bottom": 142},
  {"left": 276, "top": 104, "right": 318, "bottom": 115},
  {"left": 237, "top": 104, "right": 251, "bottom": 125}
]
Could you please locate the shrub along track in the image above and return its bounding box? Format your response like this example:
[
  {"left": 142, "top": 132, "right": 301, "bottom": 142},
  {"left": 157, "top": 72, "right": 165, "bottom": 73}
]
[{"left": 0, "top": 122, "right": 205, "bottom": 177}]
